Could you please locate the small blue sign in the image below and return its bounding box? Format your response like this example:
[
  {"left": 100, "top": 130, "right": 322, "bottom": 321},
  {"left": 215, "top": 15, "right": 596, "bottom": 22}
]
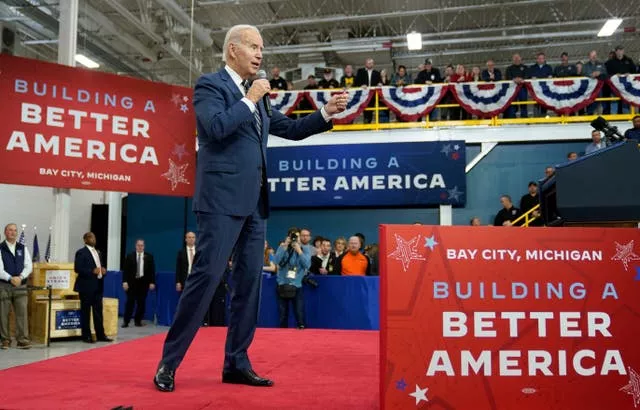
[{"left": 55, "top": 310, "right": 81, "bottom": 330}]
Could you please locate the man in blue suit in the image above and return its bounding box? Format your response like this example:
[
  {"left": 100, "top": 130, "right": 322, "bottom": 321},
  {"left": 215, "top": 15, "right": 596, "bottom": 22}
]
[
  {"left": 74, "top": 232, "right": 113, "bottom": 344},
  {"left": 154, "top": 24, "right": 347, "bottom": 392}
]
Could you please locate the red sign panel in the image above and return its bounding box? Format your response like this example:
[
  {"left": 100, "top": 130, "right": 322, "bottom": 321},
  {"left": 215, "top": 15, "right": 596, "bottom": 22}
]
[
  {"left": 380, "top": 225, "right": 640, "bottom": 409},
  {"left": 0, "top": 54, "right": 195, "bottom": 196}
]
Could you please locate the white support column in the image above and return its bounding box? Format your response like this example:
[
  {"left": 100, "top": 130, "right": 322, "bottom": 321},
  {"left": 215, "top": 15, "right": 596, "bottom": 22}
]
[
  {"left": 439, "top": 205, "right": 453, "bottom": 226},
  {"left": 106, "top": 192, "right": 122, "bottom": 270},
  {"left": 52, "top": 0, "right": 78, "bottom": 262}
]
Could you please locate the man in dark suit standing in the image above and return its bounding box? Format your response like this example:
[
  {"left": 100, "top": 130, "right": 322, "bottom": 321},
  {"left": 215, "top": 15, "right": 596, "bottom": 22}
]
[
  {"left": 153, "top": 24, "right": 348, "bottom": 392},
  {"left": 73, "top": 232, "right": 112, "bottom": 344},
  {"left": 175, "top": 231, "right": 196, "bottom": 293},
  {"left": 354, "top": 58, "right": 382, "bottom": 124},
  {"left": 122, "top": 239, "right": 156, "bottom": 327}
]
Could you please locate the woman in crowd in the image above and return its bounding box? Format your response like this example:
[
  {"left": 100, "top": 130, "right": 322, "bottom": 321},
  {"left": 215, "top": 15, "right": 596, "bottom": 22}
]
[{"left": 333, "top": 237, "right": 346, "bottom": 259}]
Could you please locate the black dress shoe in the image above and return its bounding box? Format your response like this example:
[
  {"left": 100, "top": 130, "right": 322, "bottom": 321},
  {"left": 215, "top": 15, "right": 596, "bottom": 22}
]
[
  {"left": 121, "top": 322, "right": 129, "bottom": 328},
  {"left": 222, "top": 369, "right": 274, "bottom": 387},
  {"left": 96, "top": 337, "right": 114, "bottom": 342},
  {"left": 154, "top": 365, "right": 175, "bottom": 392},
  {"left": 83, "top": 338, "right": 95, "bottom": 344},
  {"left": 134, "top": 322, "right": 144, "bottom": 327}
]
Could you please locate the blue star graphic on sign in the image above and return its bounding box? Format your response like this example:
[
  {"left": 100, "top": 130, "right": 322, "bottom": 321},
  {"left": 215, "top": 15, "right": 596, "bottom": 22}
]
[
  {"left": 396, "top": 378, "right": 407, "bottom": 391},
  {"left": 440, "top": 144, "right": 452, "bottom": 156},
  {"left": 425, "top": 235, "right": 438, "bottom": 251},
  {"left": 447, "top": 186, "right": 463, "bottom": 202}
]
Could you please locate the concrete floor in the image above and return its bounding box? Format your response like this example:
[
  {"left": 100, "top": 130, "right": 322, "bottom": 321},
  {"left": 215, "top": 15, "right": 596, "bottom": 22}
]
[{"left": 0, "top": 323, "right": 168, "bottom": 370}]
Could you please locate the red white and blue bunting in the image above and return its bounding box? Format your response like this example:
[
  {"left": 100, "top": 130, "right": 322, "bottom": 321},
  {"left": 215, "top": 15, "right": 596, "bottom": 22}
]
[
  {"left": 608, "top": 74, "right": 640, "bottom": 107},
  {"left": 449, "top": 81, "right": 521, "bottom": 118},
  {"left": 305, "top": 89, "right": 373, "bottom": 124},
  {"left": 526, "top": 78, "right": 602, "bottom": 114},
  {"left": 378, "top": 85, "right": 448, "bottom": 121},
  {"left": 269, "top": 91, "right": 304, "bottom": 116}
]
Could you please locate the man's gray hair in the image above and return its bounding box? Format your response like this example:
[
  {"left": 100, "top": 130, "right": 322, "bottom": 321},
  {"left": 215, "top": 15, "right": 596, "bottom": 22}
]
[{"left": 222, "top": 24, "right": 260, "bottom": 63}]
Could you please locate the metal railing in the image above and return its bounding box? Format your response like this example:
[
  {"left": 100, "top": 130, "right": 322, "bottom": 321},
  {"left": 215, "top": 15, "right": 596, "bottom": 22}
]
[
  {"left": 290, "top": 93, "right": 637, "bottom": 131},
  {"left": 511, "top": 204, "right": 542, "bottom": 227}
]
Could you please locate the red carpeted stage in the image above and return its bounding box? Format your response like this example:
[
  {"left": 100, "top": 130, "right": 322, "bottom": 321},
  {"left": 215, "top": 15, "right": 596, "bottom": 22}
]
[{"left": 0, "top": 328, "right": 379, "bottom": 409}]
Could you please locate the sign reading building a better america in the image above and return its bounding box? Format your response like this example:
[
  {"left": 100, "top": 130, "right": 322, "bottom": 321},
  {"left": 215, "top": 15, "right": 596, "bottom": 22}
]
[
  {"left": 45, "top": 269, "right": 71, "bottom": 289},
  {"left": 0, "top": 54, "right": 195, "bottom": 196},
  {"left": 267, "top": 141, "right": 466, "bottom": 208},
  {"left": 380, "top": 225, "right": 640, "bottom": 410}
]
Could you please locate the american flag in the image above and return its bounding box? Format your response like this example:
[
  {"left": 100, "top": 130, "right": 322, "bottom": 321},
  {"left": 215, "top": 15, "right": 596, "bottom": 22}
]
[
  {"left": 44, "top": 230, "right": 51, "bottom": 263},
  {"left": 18, "top": 227, "right": 25, "bottom": 245}
]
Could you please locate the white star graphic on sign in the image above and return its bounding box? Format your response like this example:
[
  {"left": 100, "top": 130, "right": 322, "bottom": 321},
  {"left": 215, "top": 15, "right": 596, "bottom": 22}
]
[
  {"left": 409, "top": 384, "right": 429, "bottom": 405},
  {"left": 440, "top": 144, "right": 452, "bottom": 156},
  {"left": 180, "top": 103, "right": 189, "bottom": 113},
  {"left": 454, "top": 144, "right": 460, "bottom": 151},
  {"left": 611, "top": 240, "right": 640, "bottom": 271},
  {"left": 620, "top": 367, "right": 640, "bottom": 408},
  {"left": 448, "top": 186, "right": 463, "bottom": 201},
  {"left": 162, "top": 159, "right": 190, "bottom": 191},
  {"left": 388, "top": 234, "right": 426, "bottom": 272}
]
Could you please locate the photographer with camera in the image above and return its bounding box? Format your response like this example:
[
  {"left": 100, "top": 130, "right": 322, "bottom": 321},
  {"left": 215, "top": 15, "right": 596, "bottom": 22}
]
[{"left": 275, "top": 227, "right": 311, "bottom": 329}]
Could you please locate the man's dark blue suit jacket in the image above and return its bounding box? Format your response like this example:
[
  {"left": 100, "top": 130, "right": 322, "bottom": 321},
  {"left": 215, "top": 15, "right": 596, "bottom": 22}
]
[{"left": 192, "top": 68, "right": 332, "bottom": 217}]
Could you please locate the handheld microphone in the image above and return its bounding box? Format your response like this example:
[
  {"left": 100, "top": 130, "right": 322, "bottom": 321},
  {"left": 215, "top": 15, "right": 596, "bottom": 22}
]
[{"left": 257, "top": 70, "right": 272, "bottom": 117}]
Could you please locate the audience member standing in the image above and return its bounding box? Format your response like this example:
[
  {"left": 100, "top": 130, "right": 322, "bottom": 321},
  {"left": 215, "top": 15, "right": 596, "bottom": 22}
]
[
  {"left": 0, "top": 223, "right": 32, "bottom": 349},
  {"left": 122, "top": 239, "right": 156, "bottom": 327}
]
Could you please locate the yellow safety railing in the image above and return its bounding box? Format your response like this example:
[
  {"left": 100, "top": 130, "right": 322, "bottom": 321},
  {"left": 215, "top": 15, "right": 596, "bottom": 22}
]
[
  {"left": 289, "top": 95, "right": 637, "bottom": 131},
  {"left": 511, "top": 204, "right": 542, "bottom": 227}
]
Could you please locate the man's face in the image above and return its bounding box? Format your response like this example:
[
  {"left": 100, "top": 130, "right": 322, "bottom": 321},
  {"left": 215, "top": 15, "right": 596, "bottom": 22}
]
[
  {"left": 365, "top": 59, "right": 374, "bottom": 70},
  {"left": 616, "top": 48, "right": 624, "bottom": 59},
  {"left": 592, "top": 131, "right": 602, "bottom": 143},
  {"left": 513, "top": 54, "right": 521, "bottom": 65},
  {"left": 398, "top": 67, "right": 406, "bottom": 76},
  {"left": 487, "top": 60, "right": 494, "bottom": 70},
  {"left": 308, "top": 77, "right": 316, "bottom": 86},
  {"left": 321, "top": 241, "right": 331, "bottom": 255},
  {"left": 185, "top": 232, "right": 196, "bottom": 247},
  {"left": 135, "top": 240, "right": 145, "bottom": 253},
  {"left": 633, "top": 117, "right": 640, "bottom": 129},
  {"left": 271, "top": 67, "right": 280, "bottom": 78},
  {"left": 471, "top": 218, "right": 481, "bottom": 226},
  {"left": 500, "top": 197, "right": 511, "bottom": 209},
  {"left": 568, "top": 152, "right": 578, "bottom": 161},
  {"left": 561, "top": 54, "right": 569, "bottom": 64},
  {"left": 344, "top": 65, "right": 353, "bottom": 76},
  {"left": 85, "top": 233, "right": 96, "bottom": 247},
  {"left": 545, "top": 167, "right": 555, "bottom": 178},
  {"left": 229, "top": 29, "right": 263, "bottom": 78},
  {"left": 347, "top": 237, "right": 361, "bottom": 253},
  {"left": 536, "top": 54, "right": 546, "bottom": 65},
  {"left": 4, "top": 224, "right": 17, "bottom": 242},
  {"left": 299, "top": 229, "right": 311, "bottom": 245},
  {"left": 589, "top": 51, "right": 597, "bottom": 62},
  {"left": 528, "top": 184, "right": 538, "bottom": 195}
]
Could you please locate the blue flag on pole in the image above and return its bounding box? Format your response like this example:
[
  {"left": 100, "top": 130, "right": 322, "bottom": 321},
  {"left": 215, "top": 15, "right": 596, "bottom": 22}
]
[{"left": 32, "top": 233, "right": 40, "bottom": 262}]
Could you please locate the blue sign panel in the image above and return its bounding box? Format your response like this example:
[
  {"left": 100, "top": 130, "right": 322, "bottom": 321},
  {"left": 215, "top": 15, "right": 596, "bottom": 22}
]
[
  {"left": 267, "top": 141, "right": 466, "bottom": 207},
  {"left": 55, "top": 310, "right": 81, "bottom": 330}
]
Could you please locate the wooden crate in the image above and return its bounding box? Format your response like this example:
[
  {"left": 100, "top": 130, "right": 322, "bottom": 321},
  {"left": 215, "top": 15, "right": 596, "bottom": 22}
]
[{"left": 30, "top": 297, "right": 119, "bottom": 344}]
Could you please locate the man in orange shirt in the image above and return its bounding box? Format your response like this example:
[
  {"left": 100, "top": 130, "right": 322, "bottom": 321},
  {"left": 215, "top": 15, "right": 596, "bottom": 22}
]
[{"left": 337, "top": 236, "right": 370, "bottom": 276}]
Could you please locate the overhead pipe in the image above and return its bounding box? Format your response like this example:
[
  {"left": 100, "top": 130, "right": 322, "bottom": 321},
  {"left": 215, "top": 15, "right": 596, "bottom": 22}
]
[{"left": 154, "top": 0, "right": 213, "bottom": 47}]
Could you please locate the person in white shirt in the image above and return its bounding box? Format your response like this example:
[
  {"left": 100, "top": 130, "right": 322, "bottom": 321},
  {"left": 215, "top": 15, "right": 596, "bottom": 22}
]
[
  {"left": 175, "top": 232, "right": 196, "bottom": 293},
  {"left": 0, "top": 223, "right": 33, "bottom": 349}
]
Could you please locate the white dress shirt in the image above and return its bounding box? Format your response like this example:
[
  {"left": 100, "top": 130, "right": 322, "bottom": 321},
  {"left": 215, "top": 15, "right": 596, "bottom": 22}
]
[
  {"left": 186, "top": 246, "right": 195, "bottom": 275},
  {"left": 136, "top": 252, "right": 144, "bottom": 278},
  {"left": 86, "top": 245, "right": 102, "bottom": 279},
  {"left": 224, "top": 65, "right": 332, "bottom": 122},
  {"left": 0, "top": 241, "right": 33, "bottom": 282}
]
